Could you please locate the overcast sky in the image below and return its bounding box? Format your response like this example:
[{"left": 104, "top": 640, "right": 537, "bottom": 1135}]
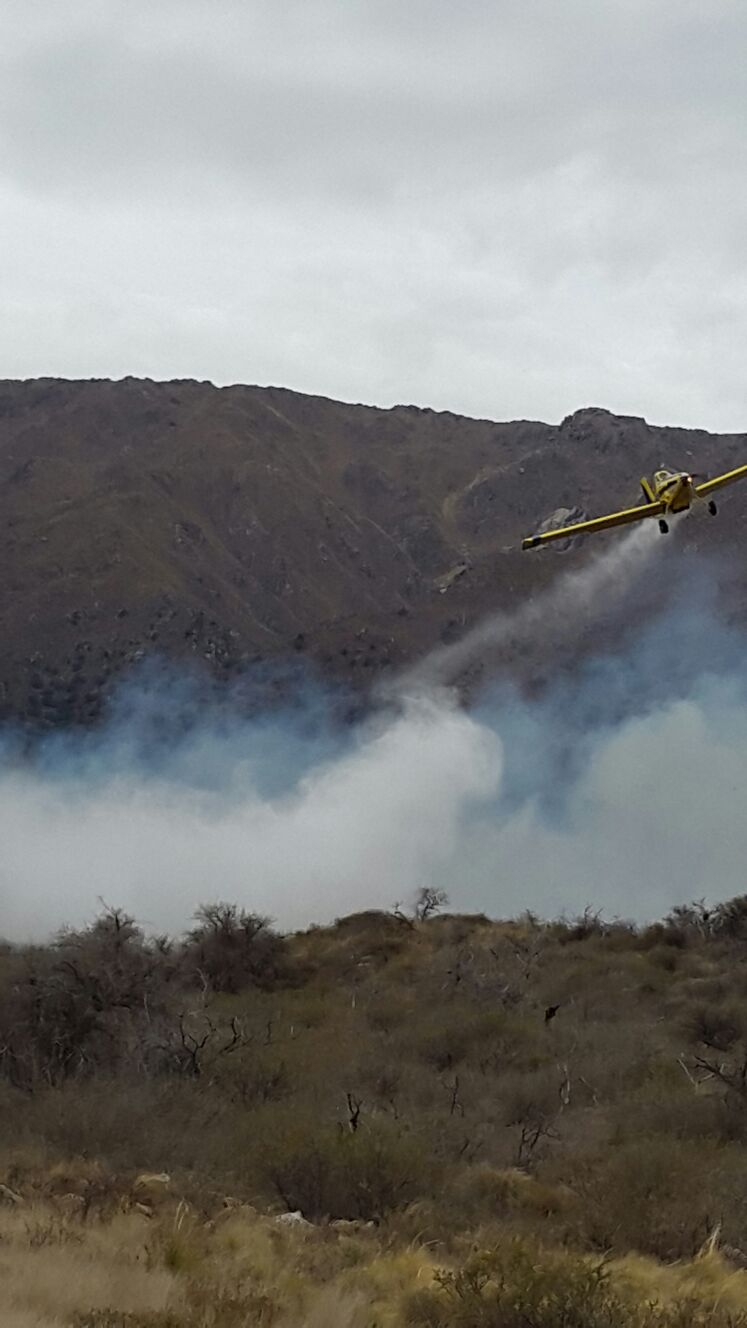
[{"left": 1, "top": 0, "right": 745, "bottom": 430}]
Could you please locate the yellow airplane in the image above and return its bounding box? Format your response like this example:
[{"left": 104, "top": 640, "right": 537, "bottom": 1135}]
[{"left": 521, "top": 463, "right": 747, "bottom": 550}]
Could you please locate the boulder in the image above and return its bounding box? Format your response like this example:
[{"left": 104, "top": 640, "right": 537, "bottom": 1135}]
[
  {"left": 537, "top": 506, "right": 588, "bottom": 551},
  {"left": 274, "top": 1209, "right": 313, "bottom": 1229}
]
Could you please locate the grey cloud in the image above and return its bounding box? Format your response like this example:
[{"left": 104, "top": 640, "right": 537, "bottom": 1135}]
[
  {"left": 3, "top": 2, "right": 743, "bottom": 204},
  {"left": 0, "top": 0, "right": 745, "bottom": 427}
]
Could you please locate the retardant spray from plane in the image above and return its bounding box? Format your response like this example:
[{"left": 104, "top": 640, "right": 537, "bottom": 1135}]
[{"left": 522, "top": 462, "right": 747, "bottom": 550}]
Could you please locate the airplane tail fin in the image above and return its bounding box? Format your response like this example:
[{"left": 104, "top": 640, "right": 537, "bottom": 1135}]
[{"left": 640, "top": 476, "right": 656, "bottom": 504}]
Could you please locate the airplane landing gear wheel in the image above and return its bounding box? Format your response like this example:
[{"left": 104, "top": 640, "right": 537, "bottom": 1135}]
[
  {"left": 708, "top": 500, "right": 718, "bottom": 516},
  {"left": 658, "top": 518, "right": 669, "bottom": 534}
]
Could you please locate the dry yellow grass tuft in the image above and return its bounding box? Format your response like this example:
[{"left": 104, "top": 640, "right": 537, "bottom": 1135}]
[
  {"left": 0, "top": 1205, "right": 178, "bottom": 1325},
  {"left": 0, "top": 1193, "right": 435, "bottom": 1327},
  {"left": 613, "top": 1246, "right": 747, "bottom": 1317}
]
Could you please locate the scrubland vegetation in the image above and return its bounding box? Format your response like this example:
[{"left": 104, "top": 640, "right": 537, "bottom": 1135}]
[{"left": 6, "top": 892, "right": 747, "bottom": 1323}]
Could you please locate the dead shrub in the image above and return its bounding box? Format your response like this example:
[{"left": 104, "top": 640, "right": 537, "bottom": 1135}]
[
  {"left": 181, "top": 903, "right": 286, "bottom": 994},
  {"left": 712, "top": 895, "right": 747, "bottom": 940},
  {"left": 0, "top": 909, "right": 175, "bottom": 1089}
]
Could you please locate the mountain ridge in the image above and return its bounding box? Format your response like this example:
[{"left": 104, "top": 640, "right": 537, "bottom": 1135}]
[{"left": 1, "top": 377, "right": 744, "bottom": 726}]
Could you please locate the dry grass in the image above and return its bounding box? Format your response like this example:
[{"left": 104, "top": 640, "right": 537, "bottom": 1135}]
[
  {"left": 613, "top": 1247, "right": 747, "bottom": 1316},
  {"left": 1, "top": 1191, "right": 747, "bottom": 1328},
  {"left": 0, "top": 1195, "right": 439, "bottom": 1327},
  {"left": 0, "top": 1205, "right": 177, "bottom": 1326}
]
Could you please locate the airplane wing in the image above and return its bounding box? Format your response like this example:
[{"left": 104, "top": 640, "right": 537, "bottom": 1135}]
[
  {"left": 695, "top": 463, "right": 747, "bottom": 498},
  {"left": 522, "top": 500, "right": 665, "bottom": 550}
]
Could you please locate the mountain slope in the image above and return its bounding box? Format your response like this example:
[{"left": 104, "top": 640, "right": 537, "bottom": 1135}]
[{"left": 1, "top": 377, "right": 745, "bottom": 725}]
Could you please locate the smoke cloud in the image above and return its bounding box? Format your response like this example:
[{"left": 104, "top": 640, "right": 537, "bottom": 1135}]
[
  {"left": 395, "top": 519, "right": 662, "bottom": 693},
  {"left": 0, "top": 691, "right": 499, "bottom": 940},
  {"left": 0, "top": 524, "right": 744, "bottom": 942}
]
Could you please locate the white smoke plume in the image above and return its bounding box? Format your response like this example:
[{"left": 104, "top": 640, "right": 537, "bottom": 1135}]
[
  {"left": 396, "top": 519, "right": 662, "bottom": 694},
  {"left": 0, "top": 692, "right": 499, "bottom": 940},
  {"left": 0, "top": 517, "right": 743, "bottom": 943}
]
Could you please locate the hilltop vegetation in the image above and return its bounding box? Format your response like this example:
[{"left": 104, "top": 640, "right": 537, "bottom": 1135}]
[{"left": 5, "top": 893, "right": 747, "bottom": 1324}]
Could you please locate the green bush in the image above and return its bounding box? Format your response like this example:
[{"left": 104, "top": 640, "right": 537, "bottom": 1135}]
[
  {"left": 259, "top": 1114, "right": 436, "bottom": 1221},
  {"left": 554, "top": 1136, "right": 746, "bottom": 1261}
]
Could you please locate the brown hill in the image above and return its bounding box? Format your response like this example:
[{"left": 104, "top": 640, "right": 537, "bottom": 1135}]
[{"left": 0, "top": 377, "right": 745, "bottom": 726}]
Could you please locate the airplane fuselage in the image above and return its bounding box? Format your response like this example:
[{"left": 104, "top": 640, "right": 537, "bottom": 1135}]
[{"left": 652, "top": 468, "right": 695, "bottom": 513}]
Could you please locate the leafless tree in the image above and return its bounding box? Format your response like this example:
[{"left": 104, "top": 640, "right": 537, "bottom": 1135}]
[{"left": 413, "top": 887, "right": 450, "bottom": 921}]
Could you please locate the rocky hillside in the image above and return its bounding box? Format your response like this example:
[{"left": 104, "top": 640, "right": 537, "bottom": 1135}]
[{"left": 1, "top": 377, "right": 745, "bottom": 725}]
